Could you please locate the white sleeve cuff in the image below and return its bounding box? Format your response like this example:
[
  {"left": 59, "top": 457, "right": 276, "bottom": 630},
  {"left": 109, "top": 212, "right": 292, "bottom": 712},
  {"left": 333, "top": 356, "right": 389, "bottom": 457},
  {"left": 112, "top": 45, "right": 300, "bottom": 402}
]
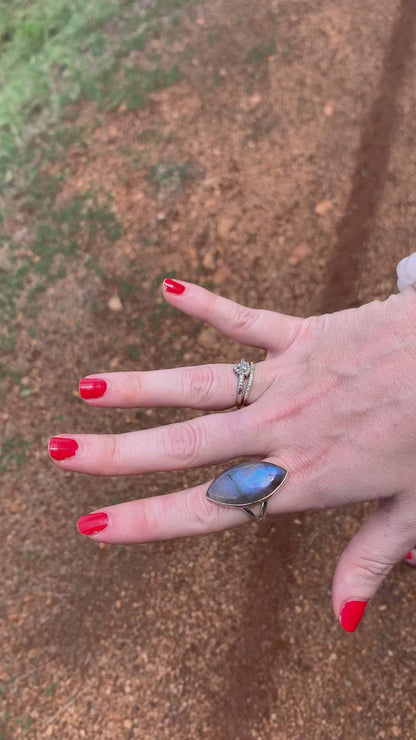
[{"left": 397, "top": 253, "right": 416, "bottom": 292}]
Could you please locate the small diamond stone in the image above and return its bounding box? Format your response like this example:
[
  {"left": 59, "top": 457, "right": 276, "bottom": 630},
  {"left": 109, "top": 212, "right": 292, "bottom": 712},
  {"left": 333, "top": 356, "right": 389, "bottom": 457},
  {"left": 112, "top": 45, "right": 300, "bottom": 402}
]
[{"left": 233, "top": 359, "right": 251, "bottom": 378}]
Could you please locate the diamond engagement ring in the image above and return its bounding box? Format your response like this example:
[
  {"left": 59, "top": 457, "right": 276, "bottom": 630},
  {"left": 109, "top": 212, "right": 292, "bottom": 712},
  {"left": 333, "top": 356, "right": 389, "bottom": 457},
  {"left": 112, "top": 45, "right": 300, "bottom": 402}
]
[{"left": 233, "top": 358, "right": 255, "bottom": 408}]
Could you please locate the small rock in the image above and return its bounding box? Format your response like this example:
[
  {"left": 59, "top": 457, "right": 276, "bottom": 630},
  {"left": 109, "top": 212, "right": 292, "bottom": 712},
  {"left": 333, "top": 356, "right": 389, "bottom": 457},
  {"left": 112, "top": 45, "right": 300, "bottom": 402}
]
[
  {"left": 323, "top": 100, "right": 335, "bottom": 117},
  {"left": 107, "top": 126, "right": 119, "bottom": 141},
  {"left": 217, "top": 217, "right": 234, "bottom": 239},
  {"left": 249, "top": 93, "right": 262, "bottom": 108},
  {"left": 391, "top": 727, "right": 401, "bottom": 738},
  {"left": 202, "top": 250, "right": 216, "bottom": 269},
  {"left": 314, "top": 200, "right": 333, "bottom": 216},
  {"left": 108, "top": 295, "right": 123, "bottom": 311},
  {"left": 287, "top": 242, "right": 312, "bottom": 266}
]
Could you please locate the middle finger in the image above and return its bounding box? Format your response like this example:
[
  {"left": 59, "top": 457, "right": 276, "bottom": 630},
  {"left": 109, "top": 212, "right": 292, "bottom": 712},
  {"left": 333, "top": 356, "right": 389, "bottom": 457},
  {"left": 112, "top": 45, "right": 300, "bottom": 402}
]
[{"left": 48, "top": 406, "right": 266, "bottom": 476}]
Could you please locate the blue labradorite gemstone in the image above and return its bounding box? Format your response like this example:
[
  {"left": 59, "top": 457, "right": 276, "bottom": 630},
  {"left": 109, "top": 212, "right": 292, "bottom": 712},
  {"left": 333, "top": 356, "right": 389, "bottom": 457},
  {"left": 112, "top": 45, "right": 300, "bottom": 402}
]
[{"left": 206, "top": 461, "right": 287, "bottom": 507}]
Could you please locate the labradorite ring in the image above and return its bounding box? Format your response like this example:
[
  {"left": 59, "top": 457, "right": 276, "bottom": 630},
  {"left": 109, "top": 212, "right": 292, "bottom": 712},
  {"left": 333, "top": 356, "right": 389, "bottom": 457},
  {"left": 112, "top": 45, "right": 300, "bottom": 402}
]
[
  {"left": 233, "top": 358, "right": 254, "bottom": 408},
  {"left": 206, "top": 461, "right": 287, "bottom": 521}
]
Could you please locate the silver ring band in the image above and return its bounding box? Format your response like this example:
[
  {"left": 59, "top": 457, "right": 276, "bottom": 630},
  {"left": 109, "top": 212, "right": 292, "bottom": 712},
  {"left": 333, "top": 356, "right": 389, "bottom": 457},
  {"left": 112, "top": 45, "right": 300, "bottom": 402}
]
[{"left": 233, "top": 358, "right": 255, "bottom": 408}]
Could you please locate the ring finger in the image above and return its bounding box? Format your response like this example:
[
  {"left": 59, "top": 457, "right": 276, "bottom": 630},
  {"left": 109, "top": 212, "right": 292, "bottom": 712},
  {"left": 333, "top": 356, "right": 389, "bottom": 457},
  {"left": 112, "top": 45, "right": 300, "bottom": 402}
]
[{"left": 79, "top": 361, "right": 269, "bottom": 411}]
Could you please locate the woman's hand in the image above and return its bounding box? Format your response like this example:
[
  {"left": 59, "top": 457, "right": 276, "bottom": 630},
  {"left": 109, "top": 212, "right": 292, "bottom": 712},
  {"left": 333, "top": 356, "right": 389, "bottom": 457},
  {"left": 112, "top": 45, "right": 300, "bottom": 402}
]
[{"left": 49, "top": 278, "right": 416, "bottom": 630}]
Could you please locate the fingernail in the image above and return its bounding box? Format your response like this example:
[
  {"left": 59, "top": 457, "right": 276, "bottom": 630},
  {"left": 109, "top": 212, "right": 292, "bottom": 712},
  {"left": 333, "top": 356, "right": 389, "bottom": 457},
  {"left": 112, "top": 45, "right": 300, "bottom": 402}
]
[
  {"left": 164, "top": 278, "right": 185, "bottom": 294},
  {"left": 77, "top": 512, "right": 109, "bottom": 536},
  {"left": 79, "top": 378, "right": 107, "bottom": 399},
  {"left": 339, "top": 600, "right": 368, "bottom": 632},
  {"left": 405, "top": 551, "right": 413, "bottom": 560},
  {"left": 49, "top": 437, "right": 78, "bottom": 461}
]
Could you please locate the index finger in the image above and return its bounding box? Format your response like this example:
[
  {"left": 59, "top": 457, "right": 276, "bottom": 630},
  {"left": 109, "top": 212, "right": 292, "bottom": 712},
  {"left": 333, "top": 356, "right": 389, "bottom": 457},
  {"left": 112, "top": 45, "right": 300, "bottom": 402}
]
[{"left": 163, "top": 279, "right": 303, "bottom": 352}]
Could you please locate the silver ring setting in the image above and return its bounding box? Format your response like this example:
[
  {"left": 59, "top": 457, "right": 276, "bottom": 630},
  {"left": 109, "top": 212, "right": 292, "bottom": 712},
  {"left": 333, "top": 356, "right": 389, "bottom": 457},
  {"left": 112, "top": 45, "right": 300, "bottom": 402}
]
[
  {"left": 233, "top": 358, "right": 254, "bottom": 408},
  {"left": 206, "top": 461, "right": 288, "bottom": 521}
]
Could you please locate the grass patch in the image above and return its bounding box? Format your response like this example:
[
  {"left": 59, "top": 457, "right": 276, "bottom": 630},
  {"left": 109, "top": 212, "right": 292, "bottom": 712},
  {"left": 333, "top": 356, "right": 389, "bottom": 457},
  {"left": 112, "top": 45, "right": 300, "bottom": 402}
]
[
  {"left": 244, "top": 40, "right": 276, "bottom": 64},
  {"left": 44, "top": 682, "right": 57, "bottom": 697},
  {"left": 126, "top": 345, "right": 142, "bottom": 360},
  {"left": 0, "top": 436, "right": 33, "bottom": 475},
  {"left": 0, "top": 192, "right": 122, "bottom": 358},
  {"left": 100, "top": 64, "right": 182, "bottom": 112},
  {"left": 0, "top": 0, "right": 198, "bottom": 180}
]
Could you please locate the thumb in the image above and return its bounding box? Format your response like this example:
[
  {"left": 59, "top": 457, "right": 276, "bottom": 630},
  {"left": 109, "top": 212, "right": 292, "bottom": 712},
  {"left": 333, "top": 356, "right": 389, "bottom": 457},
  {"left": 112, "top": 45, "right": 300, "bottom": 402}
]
[{"left": 332, "top": 497, "right": 415, "bottom": 632}]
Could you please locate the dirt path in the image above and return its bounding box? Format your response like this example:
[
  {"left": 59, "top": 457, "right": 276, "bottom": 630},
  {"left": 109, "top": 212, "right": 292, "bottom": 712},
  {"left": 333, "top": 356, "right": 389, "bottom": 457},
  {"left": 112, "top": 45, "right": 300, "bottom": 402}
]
[{"left": 2, "top": 1, "right": 416, "bottom": 738}]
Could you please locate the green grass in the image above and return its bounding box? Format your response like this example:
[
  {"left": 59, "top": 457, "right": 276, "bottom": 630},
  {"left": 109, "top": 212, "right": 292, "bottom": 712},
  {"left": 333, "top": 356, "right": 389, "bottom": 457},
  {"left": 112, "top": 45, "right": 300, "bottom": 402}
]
[
  {"left": 0, "top": 0, "right": 198, "bottom": 180},
  {"left": 0, "top": 436, "right": 33, "bottom": 475},
  {"left": 0, "top": 191, "right": 122, "bottom": 356},
  {"left": 0, "top": 0, "right": 198, "bottom": 388},
  {"left": 244, "top": 40, "right": 276, "bottom": 64}
]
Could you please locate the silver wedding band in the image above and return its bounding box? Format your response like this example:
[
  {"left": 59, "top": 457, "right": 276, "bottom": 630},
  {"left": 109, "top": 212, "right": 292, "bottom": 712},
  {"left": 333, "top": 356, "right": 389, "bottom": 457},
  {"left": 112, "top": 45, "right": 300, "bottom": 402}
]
[{"left": 233, "top": 358, "right": 255, "bottom": 408}]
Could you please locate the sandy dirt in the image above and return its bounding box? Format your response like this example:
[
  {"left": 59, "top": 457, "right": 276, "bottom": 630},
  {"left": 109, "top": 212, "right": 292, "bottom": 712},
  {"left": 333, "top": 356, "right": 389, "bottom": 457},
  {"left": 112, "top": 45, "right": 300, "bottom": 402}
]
[{"left": 2, "top": 0, "right": 416, "bottom": 737}]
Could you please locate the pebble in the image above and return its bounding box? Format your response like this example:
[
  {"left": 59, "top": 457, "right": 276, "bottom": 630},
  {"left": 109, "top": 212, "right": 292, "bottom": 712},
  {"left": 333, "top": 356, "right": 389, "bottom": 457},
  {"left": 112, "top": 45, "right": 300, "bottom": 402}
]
[
  {"left": 323, "top": 100, "right": 335, "bottom": 117},
  {"left": 202, "top": 250, "right": 216, "bottom": 269},
  {"left": 217, "top": 217, "right": 234, "bottom": 239},
  {"left": 108, "top": 295, "right": 123, "bottom": 311},
  {"left": 287, "top": 242, "right": 311, "bottom": 266},
  {"left": 315, "top": 200, "right": 333, "bottom": 215}
]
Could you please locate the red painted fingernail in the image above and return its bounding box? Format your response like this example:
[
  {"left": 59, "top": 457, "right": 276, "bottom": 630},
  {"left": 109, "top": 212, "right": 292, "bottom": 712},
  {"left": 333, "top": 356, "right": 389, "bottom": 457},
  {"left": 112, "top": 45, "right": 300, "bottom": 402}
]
[
  {"left": 405, "top": 551, "right": 413, "bottom": 560},
  {"left": 339, "top": 600, "right": 368, "bottom": 632},
  {"left": 79, "top": 378, "right": 107, "bottom": 399},
  {"left": 49, "top": 437, "right": 78, "bottom": 460},
  {"left": 164, "top": 278, "right": 185, "bottom": 294},
  {"left": 77, "top": 512, "right": 109, "bottom": 536}
]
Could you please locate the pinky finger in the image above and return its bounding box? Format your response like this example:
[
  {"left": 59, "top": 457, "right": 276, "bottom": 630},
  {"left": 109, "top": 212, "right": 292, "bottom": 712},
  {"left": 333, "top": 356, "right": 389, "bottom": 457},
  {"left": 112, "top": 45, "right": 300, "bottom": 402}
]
[{"left": 77, "top": 483, "right": 248, "bottom": 544}]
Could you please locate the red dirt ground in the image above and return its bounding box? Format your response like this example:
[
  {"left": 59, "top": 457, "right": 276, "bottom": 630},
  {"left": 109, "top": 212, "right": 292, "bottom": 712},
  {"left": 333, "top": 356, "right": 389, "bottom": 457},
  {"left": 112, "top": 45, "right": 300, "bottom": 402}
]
[{"left": 2, "top": 0, "right": 416, "bottom": 737}]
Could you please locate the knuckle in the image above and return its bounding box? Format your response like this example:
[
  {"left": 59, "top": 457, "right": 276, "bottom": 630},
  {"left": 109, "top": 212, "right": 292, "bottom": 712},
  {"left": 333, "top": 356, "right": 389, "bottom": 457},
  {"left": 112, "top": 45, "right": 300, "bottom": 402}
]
[
  {"left": 352, "top": 556, "right": 393, "bottom": 584},
  {"left": 165, "top": 422, "right": 203, "bottom": 466},
  {"left": 102, "top": 434, "right": 120, "bottom": 473},
  {"left": 183, "top": 365, "right": 216, "bottom": 405},
  {"left": 131, "top": 372, "right": 143, "bottom": 402},
  {"left": 183, "top": 488, "right": 223, "bottom": 532},
  {"left": 231, "top": 305, "right": 261, "bottom": 334}
]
